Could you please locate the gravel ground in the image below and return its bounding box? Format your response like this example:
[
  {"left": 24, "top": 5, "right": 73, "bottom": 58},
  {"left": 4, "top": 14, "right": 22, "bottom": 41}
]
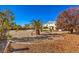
[
  {"left": 0, "top": 30, "right": 65, "bottom": 53},
  {"left": 9, "top": 30, "right": 64, "bottom": 42},
  {"left": 0, "top": 40, "right": 7, "bottom": 52},
  {"left": 10, "top": 34, "right": 79, "bottom": 53}
]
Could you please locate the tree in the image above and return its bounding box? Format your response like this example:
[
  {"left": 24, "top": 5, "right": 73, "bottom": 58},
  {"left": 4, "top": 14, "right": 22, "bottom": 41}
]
[
  {"left": 24, "top": 24, "right": 30, "bottom": 29},
  {"left": 14, "top": 24, "right": 21, "bottom": 30},
  {"left": 56, "top": 7, "right": 79, "bottom": 33},
  {"left": 0, "top": 9, "right": 14, "bottom": 40},
  {"left": 32, "top": 19, "right": 42, "bottom": 35}
]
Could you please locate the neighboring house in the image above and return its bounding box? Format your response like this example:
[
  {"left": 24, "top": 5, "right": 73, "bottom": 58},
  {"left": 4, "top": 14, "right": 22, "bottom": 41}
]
[{"left": 43, "top": 21, "right": 56, "bottom": 31}]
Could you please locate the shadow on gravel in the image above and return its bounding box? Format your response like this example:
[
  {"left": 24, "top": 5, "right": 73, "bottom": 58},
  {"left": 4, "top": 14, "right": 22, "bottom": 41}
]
[
  {"left": 11, "top": 34, "right": 63, "bottom": 42},
  {"left": 12, "top": 35, "right": 49, "bottom": 42}
]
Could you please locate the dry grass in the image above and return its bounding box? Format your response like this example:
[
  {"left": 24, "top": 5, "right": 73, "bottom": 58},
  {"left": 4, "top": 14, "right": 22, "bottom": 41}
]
[
  {"left": 8, "top": 34, "right": 79, "bottom": 53},
  {"left": 6, "top": 30, "right": 79, "bottom": 53}
]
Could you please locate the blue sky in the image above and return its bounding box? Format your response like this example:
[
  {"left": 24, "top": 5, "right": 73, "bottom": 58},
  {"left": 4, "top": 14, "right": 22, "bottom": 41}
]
[{"left": 0, "top": 5, "right": 78, "bottom": 26}]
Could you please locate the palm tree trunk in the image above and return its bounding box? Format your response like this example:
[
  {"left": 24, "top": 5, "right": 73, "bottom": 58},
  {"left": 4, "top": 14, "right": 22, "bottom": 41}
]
[
  {"left": 36, "top": 29, "right": 40, "bottom": 35},
  {"left": 70, "top": 29, "right": 73, "bottom": 34}
]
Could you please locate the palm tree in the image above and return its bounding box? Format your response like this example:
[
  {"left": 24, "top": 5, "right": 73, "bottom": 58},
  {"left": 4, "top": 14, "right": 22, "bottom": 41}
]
[{"left": 32, "top": 19, "right": 42, "bottom": 35}]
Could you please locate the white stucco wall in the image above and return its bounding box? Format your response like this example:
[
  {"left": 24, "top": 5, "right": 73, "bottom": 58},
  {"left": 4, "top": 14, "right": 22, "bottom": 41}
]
[{"left": 43, "top": 21, "right": 56, "bottom": 30}]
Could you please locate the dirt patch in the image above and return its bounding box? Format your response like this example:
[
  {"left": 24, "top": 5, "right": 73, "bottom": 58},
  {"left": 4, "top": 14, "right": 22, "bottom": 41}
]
[
  {"left": 5, "top": 30, "right": 79, "bottom": 53},
  {"left": 8, "top": 34, "right": 79, "bottom": 53}
]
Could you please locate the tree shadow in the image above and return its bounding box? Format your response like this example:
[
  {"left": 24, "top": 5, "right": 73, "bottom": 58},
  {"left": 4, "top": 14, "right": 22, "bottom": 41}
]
[
  {"left": 67, "top": 32, "right": 79, "bottom": 35},
  {"left": 11, "top": 33, "right": 63, "bottom": 42},
  {"left": 11, "top": 35, "right": 49, "bottom": 42}
]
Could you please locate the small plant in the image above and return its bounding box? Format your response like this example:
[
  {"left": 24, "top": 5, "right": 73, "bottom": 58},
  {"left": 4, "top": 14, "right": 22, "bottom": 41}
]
[{"left": 7, "top": 35, "right": 12, "bottom": 40}]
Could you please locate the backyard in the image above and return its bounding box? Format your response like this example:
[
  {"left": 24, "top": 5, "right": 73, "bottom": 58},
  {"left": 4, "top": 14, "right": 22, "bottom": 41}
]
[
  {"left": 0, "top": 5, "right": 79, "bottom": 53},
  {"left": 2, "top": 30, "right": 79, "bottom": 53}
]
